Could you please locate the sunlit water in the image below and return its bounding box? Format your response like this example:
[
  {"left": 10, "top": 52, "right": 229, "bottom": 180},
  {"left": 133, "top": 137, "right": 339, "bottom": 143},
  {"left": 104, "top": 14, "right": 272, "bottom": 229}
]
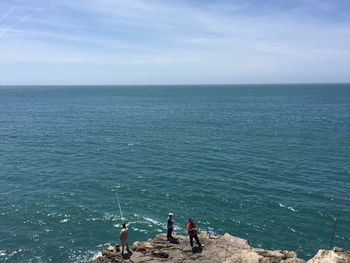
[{"left": 0, "top": 84, "right": 349, "bottom": 262}]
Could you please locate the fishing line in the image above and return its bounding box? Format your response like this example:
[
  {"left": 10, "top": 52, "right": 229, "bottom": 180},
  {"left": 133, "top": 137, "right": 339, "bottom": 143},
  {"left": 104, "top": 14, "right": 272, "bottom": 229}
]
[
  {"left": 329, "top": 196, "right": 348, "bottom": 249},
  {"left": 114, "top": 186, "right": 123, "bottom": 224},
  {"left": 329, "top": 213, "right": 340, "bottom": 249}
]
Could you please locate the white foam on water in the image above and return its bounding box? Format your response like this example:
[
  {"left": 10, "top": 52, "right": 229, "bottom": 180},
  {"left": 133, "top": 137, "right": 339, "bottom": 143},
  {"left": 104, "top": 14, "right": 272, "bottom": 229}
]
[
  {"left": 174, "top": 225, "right": 183, "bottom": 231},
  {"left": 97, "top": 243, "right": 109, "bottom": 248},
  {"left": 8, "top": 250, "right": 18, "bottom": 256},
  {"left": 288, "top": 206, "right": 297, "bottom": 212},
  {"left": 143, "top": 217, "right": 161, "bottom": 225},
  {"left": 91, "top": 251, "right": 102, "bottom": 260},
  {"left": 278, "top": 203, "right": 297, "bottom": 212},
  {"left": 60, "top": 219, "right": 68, "bottom": 223},
  {"left": 0, "top": 250, "right": 6, "bottom": 256},
  {"left": 69, "top": 249, "right": 100, "bottom": 263},
  {"left": 38, "top": 220, "right": 46, "bottom": 226},
  {"left": 103, "top": 213, "right": 120, "bottom": 222},
  {"left": 330, "top": 215, "right": 337, "bottom": 220},
  {"left": 47, "top": 212, "right": 58, "bottom": 218},
  {"left": 86, "top": 217, "right": 100, "bottom": 222},
  {"left": 30, "top": 234, "right": 40, "bottom": 241}
]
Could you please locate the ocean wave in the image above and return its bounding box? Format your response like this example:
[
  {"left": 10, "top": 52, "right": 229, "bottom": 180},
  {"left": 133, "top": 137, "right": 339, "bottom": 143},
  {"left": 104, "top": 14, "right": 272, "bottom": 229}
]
[
  {"left": 132, "top": 227, "right": 148, "bottom": 233},
  {"left": 86, "top": 217, "right": 100, "bottom": 222},
  {"left": 289, "top": 227, "right": 296, "bottom": 232},
  {"left": 102, "top": 213, "right": 120, "bottom": 222},
  {"left": 30, "top": 235, "right": 40, "bottom": 242},
  {"left": 91, "top": 251, "right": 102, "bottom": 260},
  {"left": 278, "top": 203, "right": 298, "bottom": 212},
  {"left": 7, "top": 249, "right": 23, "bottom": 257},
  {"left": 69, "top": 249, "right": 101, "bottom": 263},
  {"left": 143, "top": 217, "right": 161, "bottom": 225}
]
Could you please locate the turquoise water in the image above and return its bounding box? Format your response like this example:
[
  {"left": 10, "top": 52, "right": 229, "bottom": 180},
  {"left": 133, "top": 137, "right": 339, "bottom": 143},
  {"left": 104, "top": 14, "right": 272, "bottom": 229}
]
[{"left": 0, "top": 84, "right": 349, "bottom": 262}]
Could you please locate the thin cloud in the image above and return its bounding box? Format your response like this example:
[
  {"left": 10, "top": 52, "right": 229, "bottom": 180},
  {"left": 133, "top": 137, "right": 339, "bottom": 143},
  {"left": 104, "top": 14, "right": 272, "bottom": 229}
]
[
  {"left": 0, "top": 7, "right": 42, "bottom": 38},
  {"left": 0, "top": 0, "right": 349, "bottom": 84},
  {"left": 0, "top": 7, "right": 15, "bottom": 22}
]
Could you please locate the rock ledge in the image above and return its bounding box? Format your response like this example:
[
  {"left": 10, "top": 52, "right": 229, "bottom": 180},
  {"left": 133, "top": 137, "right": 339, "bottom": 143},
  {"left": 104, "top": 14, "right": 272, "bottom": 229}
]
[{"left": 90, "top": 232, "right": 350, "bottom": 263}]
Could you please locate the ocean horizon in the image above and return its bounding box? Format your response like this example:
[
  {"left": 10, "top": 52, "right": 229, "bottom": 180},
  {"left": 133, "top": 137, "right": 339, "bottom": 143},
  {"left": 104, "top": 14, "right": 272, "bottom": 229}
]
[
  {"left": 1, "top": 84, "right": 349, "bottom": 262},
  {"left": 2, "top": 82, "right": 350, "bottom": 87}
]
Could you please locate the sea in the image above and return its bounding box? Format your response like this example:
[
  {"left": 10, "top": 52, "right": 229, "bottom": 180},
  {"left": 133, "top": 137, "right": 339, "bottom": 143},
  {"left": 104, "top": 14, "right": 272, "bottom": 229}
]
[{"left": 0, "top": 84, "right": 349, "bottom": 262}]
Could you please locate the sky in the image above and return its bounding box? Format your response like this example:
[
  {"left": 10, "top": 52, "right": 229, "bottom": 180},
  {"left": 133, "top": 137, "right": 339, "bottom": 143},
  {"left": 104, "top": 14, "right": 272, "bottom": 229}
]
[{"left": 0, "top": 0, "right": 350, "bottom": 85}]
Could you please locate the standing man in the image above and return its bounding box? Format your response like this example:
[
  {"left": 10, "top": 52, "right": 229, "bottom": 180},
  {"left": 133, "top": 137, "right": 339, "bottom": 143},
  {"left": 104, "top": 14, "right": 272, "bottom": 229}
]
[
  {"left": 119, "top": 223, "right": 129, "bottom": 256},
  {"left": 167, "top": 213, "right": 174, "bottom": 240},
  {"left": 187, "top": 218, "right": 203, "bottom": 247}
]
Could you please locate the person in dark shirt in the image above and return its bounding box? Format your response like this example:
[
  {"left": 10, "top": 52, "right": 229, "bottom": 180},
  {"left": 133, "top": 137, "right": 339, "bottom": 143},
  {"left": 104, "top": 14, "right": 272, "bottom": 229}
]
[
  {"left": 167, "top": 213, "right": 174, "bottom": 240},
  {"left": 186, "top": 218, "right": 203, "bottom": 247}
]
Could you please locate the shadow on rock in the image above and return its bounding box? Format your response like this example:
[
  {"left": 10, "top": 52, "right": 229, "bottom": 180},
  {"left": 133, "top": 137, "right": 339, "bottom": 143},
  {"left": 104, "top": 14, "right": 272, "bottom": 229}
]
[
  {"left": 192, "top": 246, "right": 203, "bottom": 254},
  {"left": 122, "top": 250, "right": 133, "bottom": 259},
  {"left": 169, "top": 238, "right": 179, "bottom": 244}
]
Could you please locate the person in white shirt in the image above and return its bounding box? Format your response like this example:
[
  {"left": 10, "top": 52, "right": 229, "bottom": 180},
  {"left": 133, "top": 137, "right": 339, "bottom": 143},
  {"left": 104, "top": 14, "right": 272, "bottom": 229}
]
[{"left": 119, "top": 223, "right": 129, "bottom": 255}]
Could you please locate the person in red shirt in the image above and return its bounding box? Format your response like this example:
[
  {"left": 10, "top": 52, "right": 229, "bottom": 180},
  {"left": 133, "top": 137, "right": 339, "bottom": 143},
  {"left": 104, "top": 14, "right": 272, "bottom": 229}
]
[{"left": 186, "top": 218, "right": 203, "bottom": 247}]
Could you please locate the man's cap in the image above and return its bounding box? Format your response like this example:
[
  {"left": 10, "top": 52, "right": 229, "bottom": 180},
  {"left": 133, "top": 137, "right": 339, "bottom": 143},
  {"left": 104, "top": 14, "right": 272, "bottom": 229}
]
[{"left": 169, "top": 213, "right": 173, "bottom": 216}]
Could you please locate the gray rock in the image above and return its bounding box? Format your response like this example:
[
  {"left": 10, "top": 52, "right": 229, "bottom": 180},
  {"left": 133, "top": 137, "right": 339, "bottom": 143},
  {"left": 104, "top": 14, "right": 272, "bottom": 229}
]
[
  {"left": 307, "top": 248, "right": 350, "bottom": 263},
  {"left": 89, "top": 232, "right": 349, "bottom": 263}
]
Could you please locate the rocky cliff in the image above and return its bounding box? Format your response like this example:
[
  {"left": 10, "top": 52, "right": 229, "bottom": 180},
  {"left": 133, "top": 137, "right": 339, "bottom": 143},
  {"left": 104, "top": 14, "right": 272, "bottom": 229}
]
[{"left": 90, "top": 232, "right": 350, "bottom": 263}]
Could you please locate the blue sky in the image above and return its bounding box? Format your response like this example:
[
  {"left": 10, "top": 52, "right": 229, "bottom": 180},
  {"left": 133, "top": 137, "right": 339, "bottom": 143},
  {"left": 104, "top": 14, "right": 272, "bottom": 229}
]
[{"left": 0, "top": 0, "right": 350, "bottom": 85}]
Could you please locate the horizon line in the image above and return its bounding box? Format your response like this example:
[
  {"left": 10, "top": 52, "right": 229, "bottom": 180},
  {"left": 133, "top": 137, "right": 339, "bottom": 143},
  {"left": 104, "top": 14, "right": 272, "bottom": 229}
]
[{"left": 1, "top": 82, "right": 350, "bottom": 87}]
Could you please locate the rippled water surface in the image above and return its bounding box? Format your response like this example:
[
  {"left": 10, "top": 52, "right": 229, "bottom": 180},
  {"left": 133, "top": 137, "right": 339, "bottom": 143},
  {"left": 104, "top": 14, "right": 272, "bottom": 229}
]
[{"left": 0, "top": 84, "right": 349, "bottom": 262}]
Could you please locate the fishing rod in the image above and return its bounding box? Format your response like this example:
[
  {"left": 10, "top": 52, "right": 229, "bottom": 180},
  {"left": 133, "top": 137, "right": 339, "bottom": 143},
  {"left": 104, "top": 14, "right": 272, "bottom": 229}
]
[
  {"left": 329, "top": 213, "right": 340, "bottom": 250},
  {"left": 329, "top": 196, "right": 348, "bottom": 249},
  {"left": 114, "top": 186, "right": 123, "bottom": 225}
]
